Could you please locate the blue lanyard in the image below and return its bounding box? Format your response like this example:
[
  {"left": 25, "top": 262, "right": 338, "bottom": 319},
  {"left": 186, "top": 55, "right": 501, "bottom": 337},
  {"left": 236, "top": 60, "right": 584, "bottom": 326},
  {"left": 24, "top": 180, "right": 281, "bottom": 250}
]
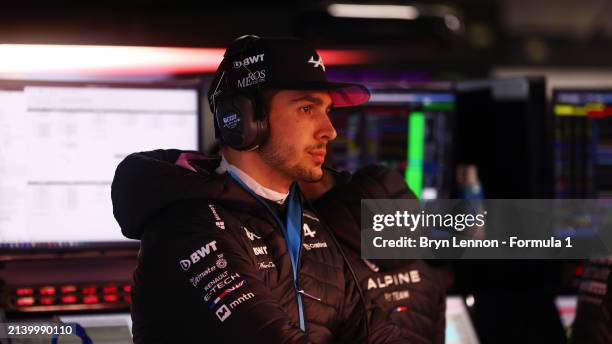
[
  {"left": 228, "top": 171, "right": 306, "bottom": 331},
  {"left": 51, "top": 323, "right": 92, "bottom": 344}
]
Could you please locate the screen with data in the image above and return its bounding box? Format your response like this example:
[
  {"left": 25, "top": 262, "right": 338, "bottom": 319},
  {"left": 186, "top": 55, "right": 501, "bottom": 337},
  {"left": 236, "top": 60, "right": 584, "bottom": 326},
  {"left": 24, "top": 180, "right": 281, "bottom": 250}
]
[
  {"left": 328, "top": 90, "right": 455, "bottom": 199},
  {"left": 553, "top": 90, "right": 612, "bottom": 199},
  {"left": 0, "top": 81, "right": 200, "bottom": 250}
]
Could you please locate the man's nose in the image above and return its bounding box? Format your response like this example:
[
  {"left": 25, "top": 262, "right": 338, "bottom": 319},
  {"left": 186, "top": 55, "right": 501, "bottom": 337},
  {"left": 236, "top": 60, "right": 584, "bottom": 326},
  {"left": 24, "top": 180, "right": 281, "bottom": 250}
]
[{"left": 317, "top": 112, "right": 337, "bottom": 142}]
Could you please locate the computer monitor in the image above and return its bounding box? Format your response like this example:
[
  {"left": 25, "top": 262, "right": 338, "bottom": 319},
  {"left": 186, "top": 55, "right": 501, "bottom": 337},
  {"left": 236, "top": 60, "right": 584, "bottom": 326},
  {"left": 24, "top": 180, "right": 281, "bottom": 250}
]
[
  {"left": 59, "top": 313, "right": 133, "bottom": 343},
  {"left": 0, "top": 80, "right": 202, "bottom": 252},
  {"left": 552, "top": 89, "right": 612, "bottom": 199},
  {"left": 328, "top": 89, "right": 455, "bottom": 199}
]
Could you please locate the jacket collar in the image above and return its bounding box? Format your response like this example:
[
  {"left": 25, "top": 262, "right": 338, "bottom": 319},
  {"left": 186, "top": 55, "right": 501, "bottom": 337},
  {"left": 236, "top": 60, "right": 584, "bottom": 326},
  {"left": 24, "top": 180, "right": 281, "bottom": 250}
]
[{"left": 216, "top": 154, "right": 289, "bottom": 205}]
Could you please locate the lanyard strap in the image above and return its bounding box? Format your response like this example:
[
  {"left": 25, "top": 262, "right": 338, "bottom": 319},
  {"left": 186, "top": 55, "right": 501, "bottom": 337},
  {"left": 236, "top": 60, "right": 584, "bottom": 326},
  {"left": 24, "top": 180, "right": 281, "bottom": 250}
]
[
  {"left": 228, "top": 171, "right": 306, "bottom": 331},
  {"left": 51, "top": 323, "right": 93, "bottom": 344}
]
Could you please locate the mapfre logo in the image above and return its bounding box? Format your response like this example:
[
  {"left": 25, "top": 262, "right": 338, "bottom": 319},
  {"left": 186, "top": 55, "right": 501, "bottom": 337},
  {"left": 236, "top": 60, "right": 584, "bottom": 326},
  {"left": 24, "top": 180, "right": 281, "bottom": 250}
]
[
  {"left": 233, "top": 53, "right": 265, "bottom": 69},
  {"left": 179, "top": 241, "right": 218, "bottom": 271}
]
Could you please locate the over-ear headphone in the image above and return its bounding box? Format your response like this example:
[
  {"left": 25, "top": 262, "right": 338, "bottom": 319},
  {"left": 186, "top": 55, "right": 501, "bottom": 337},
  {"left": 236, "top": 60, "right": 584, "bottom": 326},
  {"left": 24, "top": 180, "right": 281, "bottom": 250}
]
[{"left": 213, "top": 35, "right": 270, "bottom": 151}]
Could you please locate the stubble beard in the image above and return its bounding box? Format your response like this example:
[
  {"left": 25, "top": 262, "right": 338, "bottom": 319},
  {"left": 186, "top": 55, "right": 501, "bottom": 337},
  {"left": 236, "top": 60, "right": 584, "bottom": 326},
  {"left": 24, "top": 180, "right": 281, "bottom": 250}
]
[{"left": 258, "top": 140, "right": 323, "bottom": 183}]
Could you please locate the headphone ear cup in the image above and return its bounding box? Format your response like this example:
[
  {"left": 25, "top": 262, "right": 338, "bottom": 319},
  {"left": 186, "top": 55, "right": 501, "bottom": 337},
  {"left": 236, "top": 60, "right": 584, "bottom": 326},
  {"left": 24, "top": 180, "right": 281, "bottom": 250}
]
[{"left": 215, "top": 95, "right": 267, "bottom": 150}]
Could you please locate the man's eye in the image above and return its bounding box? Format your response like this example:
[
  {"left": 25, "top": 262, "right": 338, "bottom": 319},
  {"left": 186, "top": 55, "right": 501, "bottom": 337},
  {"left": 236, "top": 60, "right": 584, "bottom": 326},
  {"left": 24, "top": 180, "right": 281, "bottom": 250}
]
[{"left": 300, "top": 105, "right": 312, "bottom": 113}]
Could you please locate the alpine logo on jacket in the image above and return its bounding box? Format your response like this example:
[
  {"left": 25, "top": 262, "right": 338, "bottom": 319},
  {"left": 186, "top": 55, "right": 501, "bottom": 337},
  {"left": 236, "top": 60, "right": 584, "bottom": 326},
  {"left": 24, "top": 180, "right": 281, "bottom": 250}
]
[
  {"left": 243, "top": 226, "right": 261, "bottom": 241},
  {"left": 179, "top": 240, "right": 218, "bottom": 271},
  {"left": 366, "top": 270, "right": 422, "bottom": 290}
]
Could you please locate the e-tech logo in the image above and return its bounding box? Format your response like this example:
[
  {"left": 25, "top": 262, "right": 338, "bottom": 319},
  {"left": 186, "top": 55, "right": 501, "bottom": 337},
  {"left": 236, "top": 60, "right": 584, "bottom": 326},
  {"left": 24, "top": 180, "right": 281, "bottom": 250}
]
[
  {"left": 179, "top": 241, "right": 218, "bottom": 271},
  {"left": 208, "top": 279, "right": 247, "bottom": 309},
  {"left": 203, "top": 272, "right": 241, "bottom": 301},
  {"left": 233, "top": 53, "right": 265, "bottom": 69}
]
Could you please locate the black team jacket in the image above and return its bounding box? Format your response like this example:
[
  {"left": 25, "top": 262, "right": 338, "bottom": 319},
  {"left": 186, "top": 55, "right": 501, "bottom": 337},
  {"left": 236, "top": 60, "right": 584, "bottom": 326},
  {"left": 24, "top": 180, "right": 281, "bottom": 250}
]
[
  {"left": 111, "top": 150, "right": 408, "bottom": 344},
  {"left": 313, "top": 165, "right": 447, "bottom": 344}
]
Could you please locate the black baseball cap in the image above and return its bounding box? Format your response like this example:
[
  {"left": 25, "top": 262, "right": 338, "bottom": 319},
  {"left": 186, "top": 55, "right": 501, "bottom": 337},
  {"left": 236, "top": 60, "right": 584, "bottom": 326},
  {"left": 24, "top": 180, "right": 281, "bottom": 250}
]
[{"left": 207, "top": 35, "right": 370, "bottom": 114}]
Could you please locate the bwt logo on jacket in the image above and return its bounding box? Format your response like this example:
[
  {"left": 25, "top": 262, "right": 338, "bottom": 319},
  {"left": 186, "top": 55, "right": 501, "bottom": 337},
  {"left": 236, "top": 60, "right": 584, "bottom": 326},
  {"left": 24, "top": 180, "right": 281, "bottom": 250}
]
[
  {"left": 233, "top": 53, "right": 264, "bottom": 69},
  {"left": 179, "top": 240, "right": 218, "bottom": 271},
  {"left": 253, "top": 246, "right": 268, "bottom": 256}
]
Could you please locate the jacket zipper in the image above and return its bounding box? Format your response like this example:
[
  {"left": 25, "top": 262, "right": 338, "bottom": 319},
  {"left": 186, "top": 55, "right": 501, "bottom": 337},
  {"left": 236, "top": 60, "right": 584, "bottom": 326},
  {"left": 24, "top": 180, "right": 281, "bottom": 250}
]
[{"left": 294, "top": 216, "right": 306, "bottom": 329}]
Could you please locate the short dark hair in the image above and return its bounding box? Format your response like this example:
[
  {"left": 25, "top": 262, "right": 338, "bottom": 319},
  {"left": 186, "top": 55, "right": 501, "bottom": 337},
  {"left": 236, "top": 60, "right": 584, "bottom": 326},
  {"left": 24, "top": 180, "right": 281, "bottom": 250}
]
[{"left": 259, "top": 89, "right": 279, "bottom": 117}]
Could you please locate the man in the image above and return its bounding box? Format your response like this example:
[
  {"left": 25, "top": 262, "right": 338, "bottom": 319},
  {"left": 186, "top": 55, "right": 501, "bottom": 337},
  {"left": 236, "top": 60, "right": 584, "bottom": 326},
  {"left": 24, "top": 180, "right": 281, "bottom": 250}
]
[
  {"left": 300, "top": 165, "right": 448, "bottom": 344},
  {"left": 112, "top": 36, "right": 407, "bottom": 343}
]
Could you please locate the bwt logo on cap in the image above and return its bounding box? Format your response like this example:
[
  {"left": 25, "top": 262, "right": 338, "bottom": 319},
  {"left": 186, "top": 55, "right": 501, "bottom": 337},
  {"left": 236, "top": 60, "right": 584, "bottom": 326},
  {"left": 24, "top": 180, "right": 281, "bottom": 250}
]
[{"left": 233, "top": 53, "right": 265, "bottom": 69}]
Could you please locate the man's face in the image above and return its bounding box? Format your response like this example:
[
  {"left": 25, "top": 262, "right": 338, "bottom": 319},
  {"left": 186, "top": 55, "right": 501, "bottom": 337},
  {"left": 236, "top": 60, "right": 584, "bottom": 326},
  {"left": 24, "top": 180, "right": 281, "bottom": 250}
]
[{"left": 258, "top": 90, "right": 337, "bottom": 183}]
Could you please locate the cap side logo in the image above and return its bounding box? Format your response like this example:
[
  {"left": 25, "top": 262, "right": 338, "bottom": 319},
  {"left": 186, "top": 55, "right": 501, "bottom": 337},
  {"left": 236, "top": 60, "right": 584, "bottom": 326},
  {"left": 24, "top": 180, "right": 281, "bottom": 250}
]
[{"left": 308, "top": 56, "right": 325, "bottom": 71}]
